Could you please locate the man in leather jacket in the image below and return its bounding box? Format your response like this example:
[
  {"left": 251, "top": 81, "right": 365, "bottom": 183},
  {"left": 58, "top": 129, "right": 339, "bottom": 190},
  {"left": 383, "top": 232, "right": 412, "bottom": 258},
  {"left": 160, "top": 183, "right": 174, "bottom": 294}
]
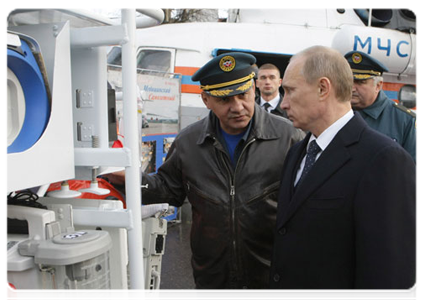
[{"left": 142, "top": 53, "right": 304, "bottom": 288}]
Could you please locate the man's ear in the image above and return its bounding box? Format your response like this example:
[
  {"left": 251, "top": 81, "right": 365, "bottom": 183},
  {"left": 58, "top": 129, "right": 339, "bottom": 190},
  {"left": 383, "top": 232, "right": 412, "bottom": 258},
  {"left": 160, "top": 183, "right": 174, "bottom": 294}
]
[
  {"left": 375, "top": 79, "right": 383, "bottom": 93},
  {"left": 318, "top": 77, "right": 331, "bottom": 100},
  {"left": 201, "top": 92, "right": 211, "bottom": 109}
]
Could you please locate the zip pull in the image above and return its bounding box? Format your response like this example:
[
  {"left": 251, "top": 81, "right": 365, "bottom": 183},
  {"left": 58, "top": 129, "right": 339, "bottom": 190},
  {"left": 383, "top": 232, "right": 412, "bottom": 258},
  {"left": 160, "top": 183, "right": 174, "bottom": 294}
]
[{"left": 230, "top": 186, "right": 235, "bottom": 196}]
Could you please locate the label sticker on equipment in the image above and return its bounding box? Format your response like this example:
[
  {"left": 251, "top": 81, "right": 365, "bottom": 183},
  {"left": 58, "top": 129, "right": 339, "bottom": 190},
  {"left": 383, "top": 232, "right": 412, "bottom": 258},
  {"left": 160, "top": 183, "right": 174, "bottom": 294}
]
[{"left": 63, "top": 231, "right": 87, "bottom": 239}]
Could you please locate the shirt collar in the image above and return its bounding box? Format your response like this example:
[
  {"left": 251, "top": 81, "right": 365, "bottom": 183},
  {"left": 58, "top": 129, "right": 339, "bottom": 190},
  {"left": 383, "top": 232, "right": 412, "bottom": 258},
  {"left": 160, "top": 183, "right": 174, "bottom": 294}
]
[
  {"left": 260, "top": 94, "right": 280, "bottom": 110},
  {"left": 309, "top": 109, "right": 354, "bottom": 152},
  {"left": 216, "top": 116, "right": 253, "bottom": 144}
]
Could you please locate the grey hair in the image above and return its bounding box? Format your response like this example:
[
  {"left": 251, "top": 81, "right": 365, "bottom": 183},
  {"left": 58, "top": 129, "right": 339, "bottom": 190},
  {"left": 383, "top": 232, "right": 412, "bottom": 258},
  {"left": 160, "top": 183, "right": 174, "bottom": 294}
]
[{"left": 373, "top": 76, "right": 383, "bottom": 86}]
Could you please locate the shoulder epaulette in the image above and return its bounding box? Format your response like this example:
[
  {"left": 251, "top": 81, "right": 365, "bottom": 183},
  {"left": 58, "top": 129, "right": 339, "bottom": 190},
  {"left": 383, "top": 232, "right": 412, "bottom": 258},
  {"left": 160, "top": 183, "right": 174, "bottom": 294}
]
[{"left": 393, "top": 102, "right": 416, "bottom": 118}]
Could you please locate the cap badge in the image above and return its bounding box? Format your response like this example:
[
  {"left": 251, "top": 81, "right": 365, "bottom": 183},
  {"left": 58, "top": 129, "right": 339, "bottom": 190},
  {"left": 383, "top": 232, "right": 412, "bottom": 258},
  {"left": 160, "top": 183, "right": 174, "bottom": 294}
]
[
  {"left": 352, "top": 52, "right": 362, "bottom": 64},
  {"left": 219, "top": 56, "right": 236, "bottom": 72}
]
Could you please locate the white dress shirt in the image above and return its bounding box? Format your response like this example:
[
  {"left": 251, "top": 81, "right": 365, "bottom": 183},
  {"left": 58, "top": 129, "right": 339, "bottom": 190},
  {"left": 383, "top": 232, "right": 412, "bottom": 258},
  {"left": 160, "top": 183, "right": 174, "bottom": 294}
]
[
  {"left": 294, "top": 110, "right": 354, "bottom": 185},
  {"left": 260, "top": 95, "right": 280, "bottom": 112}
]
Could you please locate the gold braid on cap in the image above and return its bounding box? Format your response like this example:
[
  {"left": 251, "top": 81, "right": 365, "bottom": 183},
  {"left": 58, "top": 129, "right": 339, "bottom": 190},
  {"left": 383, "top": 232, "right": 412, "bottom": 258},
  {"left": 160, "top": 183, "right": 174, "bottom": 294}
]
[
  {"left": 354, "top": 74, "right": 373, "bottom": 79},
  {"left": 236, "top": 79, "right": 253, "bottom": 92},
  {"left": 209, "top": 89, "right": 234, "bottom": 97},
  {"left": 201, "top": 72, "right": 255, "bottom": 91},
  {"left": 351, "top": 69, "right": 382, "bottom": 76}
]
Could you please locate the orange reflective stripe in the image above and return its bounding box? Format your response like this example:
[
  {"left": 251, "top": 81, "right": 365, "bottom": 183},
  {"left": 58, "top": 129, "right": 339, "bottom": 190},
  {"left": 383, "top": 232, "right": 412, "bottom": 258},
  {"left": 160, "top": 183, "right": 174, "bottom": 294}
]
[
  {"left": 175, "top": 66, "right": 201, "bottom": 94},
  {"left": 175, "top": 66, "right": 199, "bottom": 75},
  {"left": 181, "top": 84, "right": 202, "bottom": 94}
]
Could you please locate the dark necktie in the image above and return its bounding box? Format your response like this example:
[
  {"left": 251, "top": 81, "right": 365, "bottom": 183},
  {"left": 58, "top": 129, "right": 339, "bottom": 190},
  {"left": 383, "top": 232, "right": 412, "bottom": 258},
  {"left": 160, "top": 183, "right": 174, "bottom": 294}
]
[
  {"left": 297, "top": 140, "right": 321, "bottom": 186},
  {"left": 263, "top": 102, "right": 271, "bottom": 112}
]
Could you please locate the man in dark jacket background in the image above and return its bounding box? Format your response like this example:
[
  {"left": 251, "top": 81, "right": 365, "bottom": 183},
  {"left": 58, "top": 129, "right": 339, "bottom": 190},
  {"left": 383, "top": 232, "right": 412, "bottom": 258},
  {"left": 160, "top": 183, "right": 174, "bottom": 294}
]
[
  {"left": 140, "top": 52, "right": 304, "bottom": 288},
  {"left": 255, "top": 63, "right": 288, "bottom": 119}
]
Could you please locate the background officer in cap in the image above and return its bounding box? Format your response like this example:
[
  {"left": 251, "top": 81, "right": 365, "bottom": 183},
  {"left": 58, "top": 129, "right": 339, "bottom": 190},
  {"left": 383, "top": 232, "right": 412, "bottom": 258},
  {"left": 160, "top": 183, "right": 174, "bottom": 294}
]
[
  {"left": 139, "top": 52, "right": 303, "bottom": 288},
  {"left": 345, "top": 51, "right": 416, "bottom": 161}
]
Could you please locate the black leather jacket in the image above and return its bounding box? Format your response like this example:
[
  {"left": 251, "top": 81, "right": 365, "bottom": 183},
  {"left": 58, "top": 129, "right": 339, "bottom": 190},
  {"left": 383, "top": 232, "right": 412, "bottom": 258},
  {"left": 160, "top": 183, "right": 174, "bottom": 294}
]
[{"left": 142, "top": 104, "right": 304, "bottom": 288}]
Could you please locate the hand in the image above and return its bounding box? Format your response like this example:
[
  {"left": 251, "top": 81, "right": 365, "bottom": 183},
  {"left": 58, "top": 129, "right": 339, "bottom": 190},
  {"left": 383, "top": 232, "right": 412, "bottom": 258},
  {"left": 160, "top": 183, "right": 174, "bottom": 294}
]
[{"left": 103, "top": 170, "right": 126, "bottom": 186}]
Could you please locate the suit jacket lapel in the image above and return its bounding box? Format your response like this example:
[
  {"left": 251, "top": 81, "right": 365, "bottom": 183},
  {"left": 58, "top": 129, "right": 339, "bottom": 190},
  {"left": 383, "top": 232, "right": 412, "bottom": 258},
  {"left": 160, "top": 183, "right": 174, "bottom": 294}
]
[
  {"left": 277, "top": 114, "right": 364, "bottom": 229},
  {"left": 290, "top": 139, "right": 308, "bottom": 196},
  {"left": 276, "top": 136, "right": 308, "bottom": 228}
]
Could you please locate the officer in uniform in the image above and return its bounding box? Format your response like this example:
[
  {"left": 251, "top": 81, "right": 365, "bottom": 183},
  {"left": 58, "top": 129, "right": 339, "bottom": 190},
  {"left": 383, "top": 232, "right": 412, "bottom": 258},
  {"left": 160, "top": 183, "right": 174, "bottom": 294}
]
[
  {"left": 106, "top": 52, "right": 304, "bottom": 288},
  {"left": 345, "top": 51, "right": 416, "bottom": 161}
]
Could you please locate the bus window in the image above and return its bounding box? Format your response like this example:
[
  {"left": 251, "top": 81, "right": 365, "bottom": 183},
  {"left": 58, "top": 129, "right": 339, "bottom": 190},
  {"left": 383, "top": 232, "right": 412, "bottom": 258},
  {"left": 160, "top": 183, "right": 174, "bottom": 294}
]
[{"left": 137, "top": 49, "right": 171, "bottom": 72}]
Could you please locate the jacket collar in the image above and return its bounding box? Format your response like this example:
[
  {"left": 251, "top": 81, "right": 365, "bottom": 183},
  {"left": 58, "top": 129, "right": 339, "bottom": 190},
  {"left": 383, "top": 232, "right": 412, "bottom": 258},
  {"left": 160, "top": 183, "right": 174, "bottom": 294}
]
[
  {"left": 273, "top": 95, "right": 286, "bottom": 115},
  {"left": 360, "top": 90, "right": 390, "bottom": 120},
  {"left": 277, "top": 113, "right": 367, "bottom": 229},
  {"left": 197, "top": 103, "right": 281, "bottom": 145}
]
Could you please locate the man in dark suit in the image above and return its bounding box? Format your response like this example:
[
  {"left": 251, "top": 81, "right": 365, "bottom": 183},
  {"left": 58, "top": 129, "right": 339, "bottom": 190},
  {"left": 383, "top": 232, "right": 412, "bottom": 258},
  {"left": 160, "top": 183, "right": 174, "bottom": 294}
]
[
  {"left": 255, "top": 63, "right": 288, "bottom": 118},
  {"left": 269, "top": 46, "right": 415, "bottom": 289}
]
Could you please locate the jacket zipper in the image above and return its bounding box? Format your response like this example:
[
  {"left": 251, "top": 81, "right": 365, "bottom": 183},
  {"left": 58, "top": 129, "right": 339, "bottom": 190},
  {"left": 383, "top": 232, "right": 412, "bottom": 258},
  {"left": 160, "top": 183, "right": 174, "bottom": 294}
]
[{"left": 217, "top": 137, "right": 256, "bottom": 282}]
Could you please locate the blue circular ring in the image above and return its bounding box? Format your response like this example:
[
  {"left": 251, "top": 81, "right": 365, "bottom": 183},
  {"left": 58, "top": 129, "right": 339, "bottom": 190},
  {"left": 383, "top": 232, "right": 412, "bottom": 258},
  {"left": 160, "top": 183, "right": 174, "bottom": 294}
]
[{"left": 7, "top": 39, "right": 50, "bottom": 153}]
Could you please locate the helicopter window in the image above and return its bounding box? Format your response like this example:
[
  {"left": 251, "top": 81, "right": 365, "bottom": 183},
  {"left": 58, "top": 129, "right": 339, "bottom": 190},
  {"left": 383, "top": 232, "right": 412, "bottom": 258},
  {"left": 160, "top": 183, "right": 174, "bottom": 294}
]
[
  {"left": 137, "top": 50, "right": 171, "bottom": 73},
  {"left": 107, "top": 46, "right": 122, "bottom": 66}
]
